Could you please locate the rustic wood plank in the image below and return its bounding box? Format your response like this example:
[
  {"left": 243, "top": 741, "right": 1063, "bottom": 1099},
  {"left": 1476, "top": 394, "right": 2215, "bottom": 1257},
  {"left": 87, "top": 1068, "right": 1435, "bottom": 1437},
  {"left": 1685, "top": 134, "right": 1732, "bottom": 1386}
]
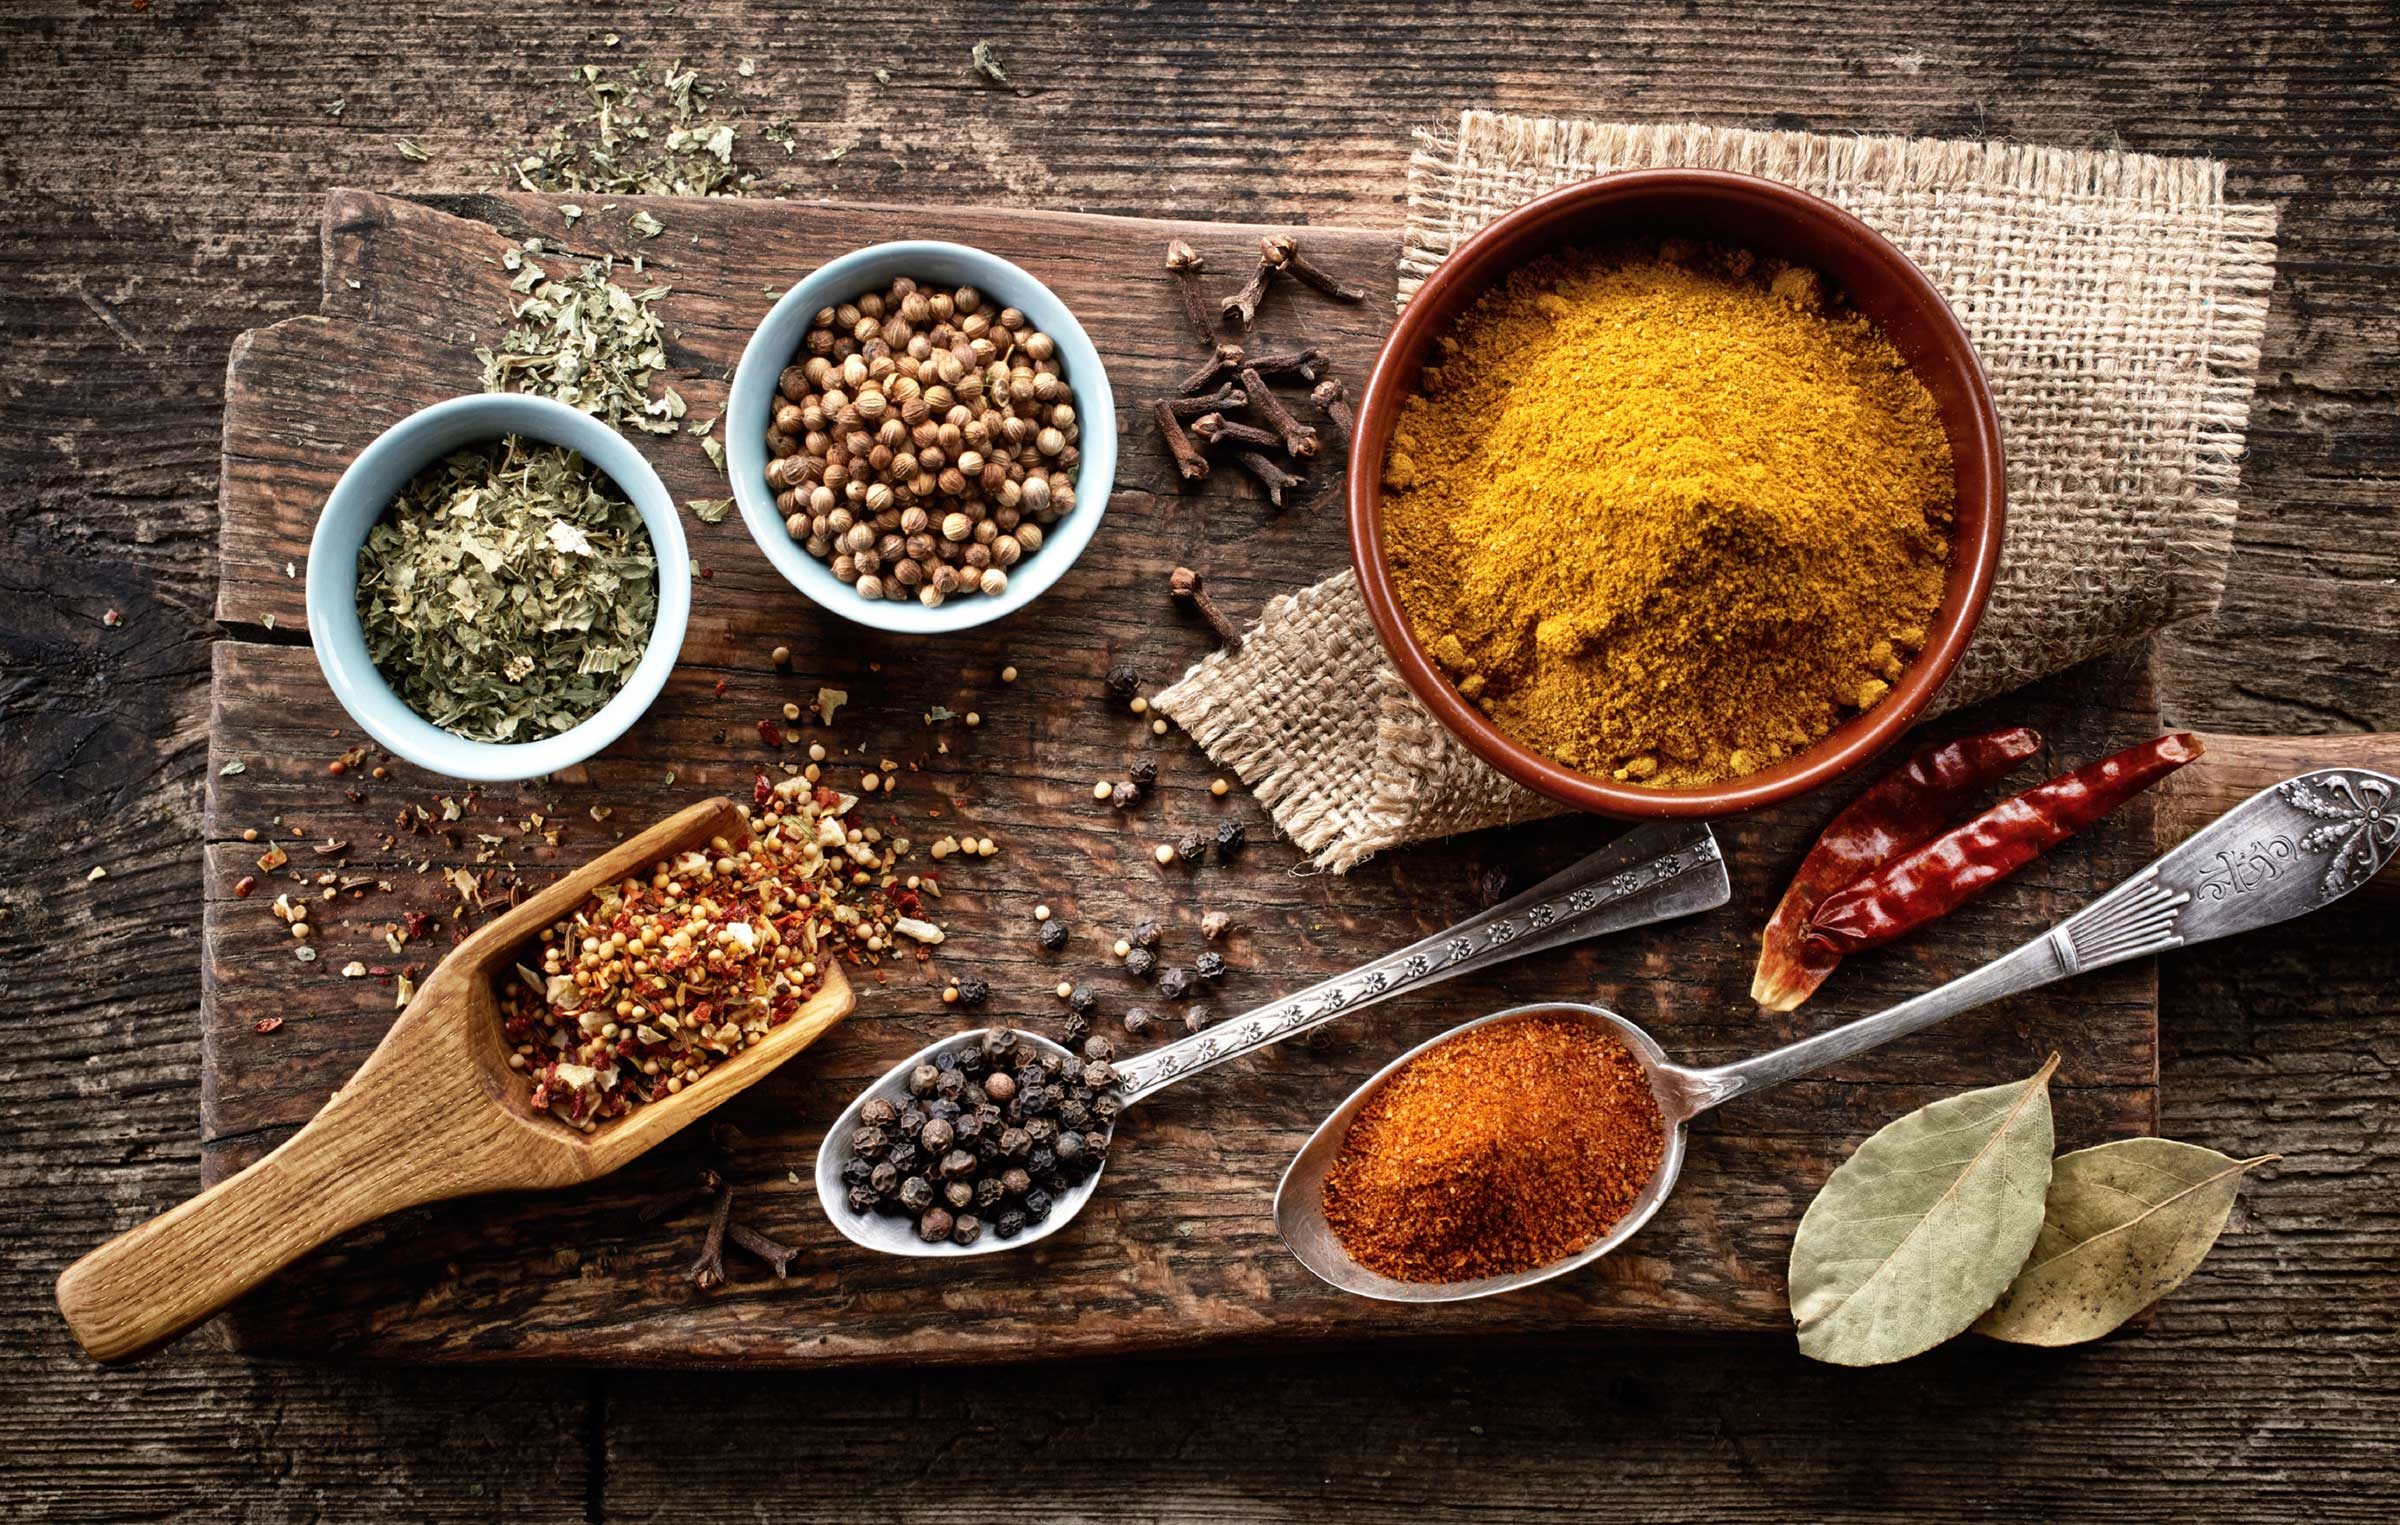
[
  {"left": 196, "top": 181, "right": 2162, "bottom": 1359},
  {"left": 6, "top": 0, "right": 2398, "bottom": 1517}
]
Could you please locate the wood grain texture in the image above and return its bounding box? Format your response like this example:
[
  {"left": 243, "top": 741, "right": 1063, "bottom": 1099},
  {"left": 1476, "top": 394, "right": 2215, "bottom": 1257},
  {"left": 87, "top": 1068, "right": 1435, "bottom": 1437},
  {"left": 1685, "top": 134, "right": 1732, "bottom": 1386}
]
[
  {"left": 189, "top": 188, "right": 2162, "bottom": 1363},
  {"left": 4, "top": 0, "right": 2396, "bottom": 1518}
]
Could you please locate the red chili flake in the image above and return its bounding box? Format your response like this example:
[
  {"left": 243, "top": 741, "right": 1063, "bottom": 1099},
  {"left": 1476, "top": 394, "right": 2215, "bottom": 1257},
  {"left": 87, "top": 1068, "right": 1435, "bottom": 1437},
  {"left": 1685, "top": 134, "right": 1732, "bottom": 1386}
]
[
  {"left": 367, "top": 965, "right": 391, "bottom": 978},
  {"left": 758, "top": 718, "right": 786, "bottom": 748},
  {"left": 714, "top": 677, "right": 730, "bottom": 698},
  {"left": 753, "top": 772, "right": 773, "bottom": 805},
  {"left": 403, "top": 909, "right": 433, "bottom": 939},
  {"left": 254, "top": 1017, "right": 284, "bottom": 1034}
]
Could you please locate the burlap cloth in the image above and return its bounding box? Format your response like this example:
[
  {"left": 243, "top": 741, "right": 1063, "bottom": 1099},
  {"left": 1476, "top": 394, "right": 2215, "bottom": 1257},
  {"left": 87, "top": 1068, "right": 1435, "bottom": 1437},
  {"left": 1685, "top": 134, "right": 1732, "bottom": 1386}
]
[{"left": 1157, "top": 113, "right": 2279, "bottom": 871}]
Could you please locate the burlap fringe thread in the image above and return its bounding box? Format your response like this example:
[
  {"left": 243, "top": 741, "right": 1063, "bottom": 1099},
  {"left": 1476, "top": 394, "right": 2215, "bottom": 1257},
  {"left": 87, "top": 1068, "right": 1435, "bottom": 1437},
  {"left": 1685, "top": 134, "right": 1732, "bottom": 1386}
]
[{"left": 1159, "top": 113, "right": 2280, "bottom": 872}]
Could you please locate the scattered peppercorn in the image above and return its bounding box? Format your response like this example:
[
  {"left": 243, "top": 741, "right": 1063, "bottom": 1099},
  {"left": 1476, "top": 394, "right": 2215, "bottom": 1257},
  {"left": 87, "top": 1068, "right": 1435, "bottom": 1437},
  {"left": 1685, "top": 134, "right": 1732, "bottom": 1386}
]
[
  {"left": 1131, "top": 921, "right": 1163, "bottom": 949},
  {"left": 1213, "top": 820, "right": 1247, "bottom": 857},
  {"left": 1129, "top": 758, "right": 1159, "bottom": 791},
  {"left": 1175, "top": 831, "right": 1208, "bottom": 866},
  {"left": 1123, "top": 946, "right": 1158, "bottom": 980},
  {"left": 1038, "top": 918, "right": 1069, "bottom": 952},
  {"left": 1105, "top": 659, "right": 1141, "bottom": 698},
  {"left": 1194, "top": 951, "right": 1227, "bottom": 981},
  {"left": 1066, "top": 983, "right": 1097, "bottom": 1016},
  {"left": 954, "top": 976, "right": 990, "bottom": 1006},
  {"left": 1201, "top": 910, "right": 1232, "bottom": 940},
  {"left": 1123, "top": 1006, "right": 1157, "bottom": 1036},
  {"left": 1478, "top": 866, "right": 1513, "bottom": 908},
  {"left": 1157, "top": 965, "right": 1195, "bottom": 1001},
  {"left": 1184, "top": 1005, "right": 1214, "bottom": 1033}
]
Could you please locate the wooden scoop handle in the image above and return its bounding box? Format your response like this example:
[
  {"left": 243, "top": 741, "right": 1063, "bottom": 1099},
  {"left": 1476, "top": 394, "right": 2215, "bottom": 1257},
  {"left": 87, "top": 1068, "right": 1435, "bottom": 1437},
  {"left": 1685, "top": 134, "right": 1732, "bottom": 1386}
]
[
  {"left": 53, "top": 1052, "right": 511, "bottom": 1363},
  {"left": 2164, "top": 731, "right": 2400, "bottom": 895}
]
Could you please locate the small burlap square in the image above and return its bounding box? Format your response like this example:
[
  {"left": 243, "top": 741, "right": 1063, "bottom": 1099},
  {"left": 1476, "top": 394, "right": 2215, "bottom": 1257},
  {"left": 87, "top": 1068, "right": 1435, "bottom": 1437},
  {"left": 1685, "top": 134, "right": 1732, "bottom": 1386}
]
[{"left": 1159, "top": 113, "right": 2279, "bottom": 872}]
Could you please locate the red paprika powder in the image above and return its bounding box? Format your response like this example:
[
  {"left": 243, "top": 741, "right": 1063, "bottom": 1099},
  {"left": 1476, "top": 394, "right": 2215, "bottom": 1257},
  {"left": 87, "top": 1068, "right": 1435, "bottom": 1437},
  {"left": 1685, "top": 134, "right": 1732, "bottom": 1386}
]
[{"left": 1321, "top": 1013, "right": 1667, "bottom": 1283}]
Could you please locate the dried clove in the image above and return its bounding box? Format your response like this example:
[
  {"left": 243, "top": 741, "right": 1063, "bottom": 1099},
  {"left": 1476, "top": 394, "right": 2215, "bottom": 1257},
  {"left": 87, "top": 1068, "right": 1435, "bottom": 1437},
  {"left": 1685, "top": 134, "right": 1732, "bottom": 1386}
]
[
  {"left": 1170, "top": 565, "right": 1244, "bottom": 651},
  {"left": 1261, "top": 234, "right": 1367, "bottom": 303},
  {"left": 687, "top": 1181, "right": 734, "bottom": 1290},
  {"left": 727, "top": 1222, "right": 798, "bottom": 1278},
  {"left": 1164, "top": 241, "right": 1218, "bottom": 347},
  {"left": 1234, "top": 450, "right": 1306, "bottom": 509},
  {"left": 1189, "top": 412, "right": 1284, "bottom": 453},
  {"left": 1311, "top": 377, "right": 1355, "bottom": 450},
  {"left": 639, "top": 1168, "right": 724, "bottom": 1224},
  {"left": 1178, "top": 342, "right": 1247, "bottom": 397},
  {"left": 1152, "top": 398, "right": 1209, "bottom": 482},
  {"left": 1221, "top": 245, "right": 1280, "bottom": 331},
  {"left": 1238, "top": 367, "right": 1318, "bottom": 457},
  {"left": 1244, "top": 346, "right": 1331, "bottom": 384},
  {"left": 1161, "top": 382, "right": 1248, "bottom": 419}
]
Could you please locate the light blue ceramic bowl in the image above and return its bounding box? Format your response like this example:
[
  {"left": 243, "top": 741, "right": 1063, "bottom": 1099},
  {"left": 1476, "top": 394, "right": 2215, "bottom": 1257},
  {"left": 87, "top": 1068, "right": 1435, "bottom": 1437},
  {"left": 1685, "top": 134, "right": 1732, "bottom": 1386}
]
[
  {"left": 727, "top": 240, "right": 1115, "bottom": 633},
  {"left": 304, "top": 393, "right": 691, "bottom": 783}
]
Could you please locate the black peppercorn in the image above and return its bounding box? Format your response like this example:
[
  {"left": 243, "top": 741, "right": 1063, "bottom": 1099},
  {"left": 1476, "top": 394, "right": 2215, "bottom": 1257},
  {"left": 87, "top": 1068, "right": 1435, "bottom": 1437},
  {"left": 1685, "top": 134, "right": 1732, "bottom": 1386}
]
[
  {"left": 953, "top": 1111, "right": 985, "bottom": 1146},
  {"left": 1184, "top": 1004, "right": 1214, "bottom": 1033},
  {"left": 1055, "top": 1130, "right": 1086, "bottom": 1163},
  {"left": 1024, "top": 1117, "right": 1059, "bottom": 1145},
  {"left": 933, "top": 1049, "right": 960, "bottom": 1074},
  {"left": 1093, "top": 1092, "right": 1123, "bottom": 1120},
  {"left": 1123, "top": 946, "right": 1157, "bottom": 979},
  {"left": 1478, "top": 865, "right": 1512, "bottom": 907},
  {"left": 926, "top": 1098, "right": 962, "bottom": 1124},
  {"left": 848, "top": 1124, "right": 887, "bottom": 1157},
  {"left": 956, "top": 1047, "right": 988, "bottom": 1078},
  {"left": 1028, "top": 1145, "right": 1058, "bottom": 1176},
  {"left": 1024, "top": 1188, "right": 1054, "bottom": 1222},
  {"left": 983, "top": 1071, "right": 1017, "bottom": 1104},
  {"left": 920, "top": 1117, "right": 955, "bottom": 1154},
  {"left": 1083, "top": 1034, "right": 1117, "bottom": 1062},
  {"left": 996, "top": 1209, "right": 1027, "bottom": 1239},
  {"left": 1001, "top": 1166, "right": 1033, "bottom": 1196},
  {"left": 1157, "top": 965, "right": 1194, "bottom": 1001},
  {"left": 933, "top": 1068, "right": 966, "bottom": 1100},
  {"left": 870, "top": 1161, "right": 900, "bottom": 1196},
  {"left": 1129, "top": 758, "right": 1159, "bottom": 790},
  {"left": 938, "top": 1148, "right": 978, "bottom": 1180},
  {"left": 906, "top": 1063, "right": 940, "bottom": 1097},
  {"left": 1122, "top": 1006, "right": 1156, "bottom": 1036},
  {"left": 982, "top": 1028, "right": 1019, "bottom": 1060},
  {"left": 1082, "top": 1060, "right": 1118, "bottom": 1088},
  {"left": 952, "top": 1214, "right": 982, "bottom": 1246},
  {"left": 886, "top": 1140, "right": 920, "bottom": 1175},
  {"left": 896, "top": 1105, "right": 927, "bottom": 1137},
  {"left": 860, "top": 1097, "right": 897, "bottom": 1128},
  {"left": 1018, "top": 1084, "right": 1052, "bottom": 1116},
  {"left": 917, "top": 1207, "right": 954, "bottom": 1243},
  {"left": 998, "top": 1127, "right": 1031, "bottom": 1160},
  {"left": 1060, "top": 1011, "right": 1091, "bottom": 1046},
  {"left": 976, "top": 1176, "right": 1006, "bottom": 1209},
  {"left": 1131, "top": 920, "right": 1162, "bottom": 949},
  {"left": 1059, "top": 1099, "right": 1092, "bottom": 1130},
  {"left": 1214, "top": 820, "right": 1246, "bottom": 857},
  {"left": 954, "top": 975, "right": 991, "bottom": 1007},
  {"left": 1067, "top": 983, "right": 1097, "bottom": 1015},
  {"left": 898, "top": 1175, "right": 934, "bottom": 1212},
  {"left": 1038, "top": 918, "right": 1068, "bottom": 952},
  {"left": 841, "top": 1157, "right": 873, "bottom": 1187},
  {"left": 845, "top": 1184, "right": 875, "bottom": 1214},
  {"left": 1176, "top": 831, "right": 1208, "bottom": 865},
  {"left": 943, "top": 1179, "right": 974, "bottom": 1210},
  {"left": 1105, "top": 658, "right": 1140, "bottom": 698}
]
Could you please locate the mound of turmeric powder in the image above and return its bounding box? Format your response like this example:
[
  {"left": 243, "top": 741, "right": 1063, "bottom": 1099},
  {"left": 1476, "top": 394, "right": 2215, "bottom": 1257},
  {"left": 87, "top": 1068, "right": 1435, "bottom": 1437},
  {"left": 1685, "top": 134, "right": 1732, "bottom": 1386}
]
[{"left": 1381, "top": 242, "right": 1953, "bottom": 787}]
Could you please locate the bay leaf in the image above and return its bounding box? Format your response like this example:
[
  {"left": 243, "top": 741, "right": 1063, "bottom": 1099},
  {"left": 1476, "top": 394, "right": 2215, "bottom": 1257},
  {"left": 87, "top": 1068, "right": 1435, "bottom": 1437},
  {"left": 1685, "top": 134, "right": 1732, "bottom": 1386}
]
[
  {"left": 1973, "top": 1139, "right": 2274, "bottom": 1346},
  {"left": 1789, "top": 1054, "right": 2058, "bottom": 1366}
]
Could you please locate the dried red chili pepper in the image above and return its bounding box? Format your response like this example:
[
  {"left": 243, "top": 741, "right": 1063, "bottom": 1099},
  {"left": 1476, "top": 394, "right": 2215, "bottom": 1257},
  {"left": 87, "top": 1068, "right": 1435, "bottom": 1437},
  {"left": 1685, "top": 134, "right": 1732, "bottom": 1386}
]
[
  {"left": 757, "top": 718, "right": 786, "bottom": 748},
  {"left": 1753, "top": 726, "right": 2042, "bottom": 1012},
  {"left": 1803, "top": 732, "right": 2203, "bottom": 955}
]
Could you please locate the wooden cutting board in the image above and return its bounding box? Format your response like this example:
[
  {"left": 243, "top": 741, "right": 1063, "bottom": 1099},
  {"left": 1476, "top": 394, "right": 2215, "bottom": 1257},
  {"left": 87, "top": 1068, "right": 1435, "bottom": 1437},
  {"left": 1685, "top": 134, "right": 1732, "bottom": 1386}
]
[{"left": 198, "top": 188, "right": 2159, "bottom": 1366}]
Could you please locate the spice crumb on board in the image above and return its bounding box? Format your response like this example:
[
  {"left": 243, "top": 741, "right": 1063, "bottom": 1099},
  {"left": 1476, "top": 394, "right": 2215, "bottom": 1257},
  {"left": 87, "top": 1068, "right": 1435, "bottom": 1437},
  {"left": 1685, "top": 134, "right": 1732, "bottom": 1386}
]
[{"left": 1322, "top": 1013, "right": 1666, "bottom": 1283}]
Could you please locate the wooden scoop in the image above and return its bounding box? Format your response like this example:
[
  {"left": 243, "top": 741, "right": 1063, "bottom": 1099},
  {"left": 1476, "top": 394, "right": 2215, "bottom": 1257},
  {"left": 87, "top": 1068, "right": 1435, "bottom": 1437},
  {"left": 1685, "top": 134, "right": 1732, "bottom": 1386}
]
[{"left": 55, "top": 797, "right": 855, "bottom": 1364}]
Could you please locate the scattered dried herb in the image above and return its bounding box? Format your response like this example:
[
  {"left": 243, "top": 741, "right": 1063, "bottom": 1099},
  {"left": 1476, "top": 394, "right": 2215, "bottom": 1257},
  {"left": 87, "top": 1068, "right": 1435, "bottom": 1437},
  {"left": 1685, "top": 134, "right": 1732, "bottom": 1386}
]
[
  {"left": 512, "top": 61, "right": 756, "bottom": 198},
  {"left": 356, "top": 437, "right": 658, "bottom": 743},
  {"left": 478, "top": 258, "right": 682, "bottom": 436}
]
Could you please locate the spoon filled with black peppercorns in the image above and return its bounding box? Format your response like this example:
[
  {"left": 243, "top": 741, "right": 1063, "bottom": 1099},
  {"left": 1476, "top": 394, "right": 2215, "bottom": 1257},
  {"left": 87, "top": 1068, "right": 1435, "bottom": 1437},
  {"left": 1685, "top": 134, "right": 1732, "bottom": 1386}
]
[{"left": 816, "top": 821, "right": 1733, "bottom": 1256}]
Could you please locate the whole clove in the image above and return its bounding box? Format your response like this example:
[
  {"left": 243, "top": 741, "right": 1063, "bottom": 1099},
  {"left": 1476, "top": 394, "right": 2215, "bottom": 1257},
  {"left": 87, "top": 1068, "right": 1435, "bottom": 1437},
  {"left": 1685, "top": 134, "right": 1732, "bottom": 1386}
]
[
  {"left": 1311, "top": 378, "right": 1355, "bottom": 450},
  {"left": 1221, "top": 244, "right": 1280, "bottom": 331},
  {"left": 1164, "top": 241, "right": 1217, "bottom": 347},
  {"left": 1179, "top": 342, "right": 1247, "bottom": 397},
  {"left": 727, "top": 1222, "right": 797, "bottom": 1278},
  {"left": 639, "top": 1168, "right": 724, "bottom": 1224},
  {"left": 1261, "top": 234, "right": 1367, "bottom": 303},
  {"left": 1237, "top": 368, "right": 1318, "bottom": 457},
  {"left": 1190, "top": 412, "right": 1284, "bottom": 453},
  {"left": 1161, "top": 382, "right": 1247, "bottom": 419},
  {"left": 1170, "top": 565, "right": 1244, "bottom": 651},
  {"left": 1234, "top": 450, "right": 1306, "bottom": 509},
  {"left": 1244, "top": 346, "right": 1332, "bottom": 384},
  {"left": 1152, "top": 398, "right": 1209, "bottom": 482},
  {"left": 687, "top": 1182, "right": 734, "bottom": 1290}
]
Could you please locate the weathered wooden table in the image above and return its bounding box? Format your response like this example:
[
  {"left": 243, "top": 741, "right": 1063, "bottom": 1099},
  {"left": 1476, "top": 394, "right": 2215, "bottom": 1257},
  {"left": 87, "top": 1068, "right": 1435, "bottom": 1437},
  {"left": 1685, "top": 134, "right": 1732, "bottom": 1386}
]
[{"left": 5, "top": 3, "right": 2396, "bottom": 1519}]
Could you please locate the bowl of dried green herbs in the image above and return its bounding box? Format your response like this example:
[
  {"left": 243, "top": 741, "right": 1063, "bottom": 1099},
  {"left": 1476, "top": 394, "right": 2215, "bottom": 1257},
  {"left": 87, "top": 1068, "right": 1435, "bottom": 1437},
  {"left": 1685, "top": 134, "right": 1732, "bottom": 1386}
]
[{"left": 305, "top": 393, "right": 690, "bottom": 782}]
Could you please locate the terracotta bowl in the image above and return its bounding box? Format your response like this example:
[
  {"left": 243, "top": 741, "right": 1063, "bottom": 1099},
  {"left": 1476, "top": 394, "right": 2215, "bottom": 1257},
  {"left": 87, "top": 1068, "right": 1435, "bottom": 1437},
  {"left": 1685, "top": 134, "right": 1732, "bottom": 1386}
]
[{"left": 1347, "top": 170, "right": 2006, "bottom": 819}]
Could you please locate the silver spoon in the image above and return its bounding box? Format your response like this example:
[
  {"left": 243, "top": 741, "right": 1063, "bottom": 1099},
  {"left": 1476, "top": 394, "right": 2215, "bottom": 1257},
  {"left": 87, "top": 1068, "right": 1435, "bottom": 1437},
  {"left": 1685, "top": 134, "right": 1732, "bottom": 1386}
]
[
  {"left": 1278, "top": 766, "right": 2398, "bottom": 1301},
  {"left": 817, "top": 819, "right": 1733, "bottom": 1256}
]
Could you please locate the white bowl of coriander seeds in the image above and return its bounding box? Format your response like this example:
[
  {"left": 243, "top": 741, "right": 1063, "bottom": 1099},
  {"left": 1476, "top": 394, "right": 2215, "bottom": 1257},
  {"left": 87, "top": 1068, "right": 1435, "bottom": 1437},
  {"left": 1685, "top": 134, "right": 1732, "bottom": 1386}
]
[{"left": 727, "top": 241, "right": 1114, "bottom": 632}]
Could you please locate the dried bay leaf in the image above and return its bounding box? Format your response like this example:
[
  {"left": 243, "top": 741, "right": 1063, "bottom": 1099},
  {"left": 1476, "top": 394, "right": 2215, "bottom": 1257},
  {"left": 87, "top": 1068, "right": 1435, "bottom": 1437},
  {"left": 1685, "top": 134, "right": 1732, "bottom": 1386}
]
[
  {"left": 1974, "top": 1139, "right": 2274, "bottom": 1346},
  {"left": 1789, "top": 1054, "right": 2058, "bottom": 1366}
]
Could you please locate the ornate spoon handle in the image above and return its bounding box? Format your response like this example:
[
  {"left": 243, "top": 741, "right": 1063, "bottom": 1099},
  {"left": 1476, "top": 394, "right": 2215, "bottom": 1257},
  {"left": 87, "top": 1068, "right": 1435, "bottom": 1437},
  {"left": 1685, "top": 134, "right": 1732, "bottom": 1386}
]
[
  {"left": 1113, "top": 820, "right": 1731, "bottom": 1104},
  {"left": 1681, "top": 767, "right": 2400, "bottom": 1108}
]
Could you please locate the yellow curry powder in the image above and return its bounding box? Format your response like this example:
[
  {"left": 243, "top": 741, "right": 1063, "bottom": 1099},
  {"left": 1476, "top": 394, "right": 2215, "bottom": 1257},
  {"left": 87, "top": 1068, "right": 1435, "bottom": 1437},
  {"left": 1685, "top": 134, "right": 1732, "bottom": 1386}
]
[{"left": 1381, "top": 243, "right": 1954, "bottom": 787}]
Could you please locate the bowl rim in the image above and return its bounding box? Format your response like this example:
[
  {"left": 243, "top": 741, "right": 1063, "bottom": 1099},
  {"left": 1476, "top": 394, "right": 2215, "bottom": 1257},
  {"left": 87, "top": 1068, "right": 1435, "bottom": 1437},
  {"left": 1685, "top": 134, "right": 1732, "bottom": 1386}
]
[
  {"left": 304, "top": 392, "right": 692, "bottom": 784},
  {"left": 725, "top": 238, "right": 1116, "bottom": 634},
  {"left": 1345, "top": 168, "right": 2007, "bottom": 819}
]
